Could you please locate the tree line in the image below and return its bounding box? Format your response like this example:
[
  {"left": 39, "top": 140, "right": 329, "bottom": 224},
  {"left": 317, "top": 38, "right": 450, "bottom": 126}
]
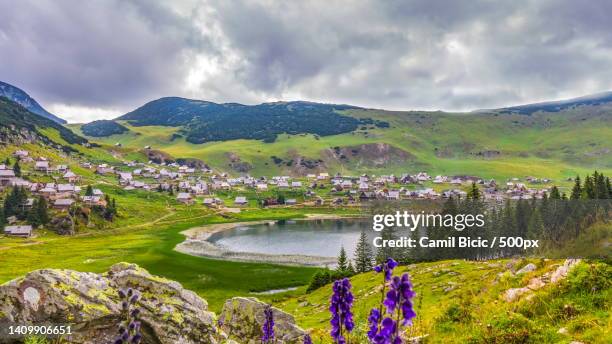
[{"left": 307, "top": 171, "right": 610, "bottom": 291}]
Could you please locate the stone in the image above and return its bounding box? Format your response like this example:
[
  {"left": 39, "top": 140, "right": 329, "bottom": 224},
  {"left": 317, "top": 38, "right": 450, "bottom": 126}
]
[
  {"left": 551, "top": 259, "right": 581, "bottom": 283},
  {"left": 0, "top": 263, "right": 219, "bottom": 344},
  {"left": 516, "top": 263, "right": 537, "bottom": 275},
  {"left": 219, "top": 297, "right": 307, "bottom": 344},
  {"left": 503, "top": 287, "right": 530, "bottom": 302}
]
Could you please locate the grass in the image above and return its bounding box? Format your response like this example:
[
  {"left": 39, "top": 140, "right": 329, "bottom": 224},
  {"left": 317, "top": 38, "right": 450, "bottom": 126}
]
[
  {"left": 69, "top": 107, "right": 612, "bottom": 181},
  {"left": 0, "top": 199, "right": 359, "bottom": 312},
  {"left": 275, "top": 259, "right": 611, "bottom": 343}
]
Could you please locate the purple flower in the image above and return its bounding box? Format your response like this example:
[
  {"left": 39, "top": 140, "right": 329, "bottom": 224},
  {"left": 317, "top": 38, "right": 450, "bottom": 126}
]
[
  {"left": 367, "top": 309, "right": 399, "bottom": 344},
  {"left": 114, "top": 288, "right": 142, "bottom": 344},
  {"left": 303, "top": 334, "right": 312, "bottom": 344},
  {"left": 262, "top": 305, "right": 275, "bottom": 343},
  {"left": 374, "top": 258, "right": 398, "bottom": 281},
  {"left": 383, "top": 274, "right": 416, "bottom": 326},
  {"left": 329, "top": 278, "right": 354, "bottom": 343}
]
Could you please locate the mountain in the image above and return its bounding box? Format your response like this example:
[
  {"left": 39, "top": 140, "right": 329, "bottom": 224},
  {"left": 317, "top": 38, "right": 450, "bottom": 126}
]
[
  {"left": 0, "top": 81, "right": 66, "bottom": 124},
  {"left": 116, "top": 97, "right": 385, "bottom": 143},
  {"left": 0, "top": 96, "right": 86, "bottom": 148},
  {"left": 75, "top": 92, "right": 612, "bottom": 179},
  {"left": 485, "top": 91, "right": 612, "bottom": 115},
  {"left": 81, "top": 119, "right": 129, "bottom": 137}
]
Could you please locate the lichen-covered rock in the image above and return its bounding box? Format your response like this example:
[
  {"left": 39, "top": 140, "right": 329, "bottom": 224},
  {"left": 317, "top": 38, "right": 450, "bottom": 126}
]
[
  {"left": 219, "top": 297, "right": 307, "bottom": 344},
  {"left": 0, "top": 262, "right": 219, "bottom": 344},
  {"left": 516, "top": 263, "right": 536, "bottom": 275}
]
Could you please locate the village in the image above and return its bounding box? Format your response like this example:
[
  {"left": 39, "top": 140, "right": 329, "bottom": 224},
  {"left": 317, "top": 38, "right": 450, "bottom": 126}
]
[{"left": 0, "top": 147, "right": 559, "bottom": 238}]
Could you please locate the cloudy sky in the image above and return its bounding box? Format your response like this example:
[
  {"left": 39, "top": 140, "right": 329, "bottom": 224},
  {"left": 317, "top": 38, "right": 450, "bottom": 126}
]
[{"left": 1, "top": 0, "right": 612, "bottom": 122}]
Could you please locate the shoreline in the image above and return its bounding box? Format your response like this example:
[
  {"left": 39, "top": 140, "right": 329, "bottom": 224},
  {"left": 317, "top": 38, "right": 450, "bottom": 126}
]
[{"left": 174, "top": 214, "right": 365, "bottom": 267}]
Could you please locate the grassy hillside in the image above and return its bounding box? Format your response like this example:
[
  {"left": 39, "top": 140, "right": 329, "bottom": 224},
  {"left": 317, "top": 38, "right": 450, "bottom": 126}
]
[
  {"left": 71, "top": 105, "right": 612, "bottom": 181},
  {"left": 277, "top": 259, "right": 611, "bottom": 343}
]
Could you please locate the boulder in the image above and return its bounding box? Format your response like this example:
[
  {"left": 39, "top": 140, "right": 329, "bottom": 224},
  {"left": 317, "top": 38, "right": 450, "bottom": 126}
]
[
  {"left": 551, "top": 259, "right": 581, "bottom": 283},
  {"left": 516, "top": 263, "right": 536, "bottom": 275},
  {"left": 0, "top": 262, "right": 219, "bottom": 344},
  {"left": 219, "top": 297, "right": 307, "bottom": 344}
]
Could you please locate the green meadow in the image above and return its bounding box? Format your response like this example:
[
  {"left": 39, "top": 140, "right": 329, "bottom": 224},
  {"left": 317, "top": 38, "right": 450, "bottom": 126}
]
[
  {"left": 70, "top": 107, "right": 612, "bottom": 181},
  {"left": 0, "top": 181, "right": 359, "bottom": 311}
]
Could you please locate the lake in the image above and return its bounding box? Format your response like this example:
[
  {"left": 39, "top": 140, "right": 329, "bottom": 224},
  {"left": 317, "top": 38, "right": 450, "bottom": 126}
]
[{"left": 207, "top": 218, "right": 375, "bottom": 258}]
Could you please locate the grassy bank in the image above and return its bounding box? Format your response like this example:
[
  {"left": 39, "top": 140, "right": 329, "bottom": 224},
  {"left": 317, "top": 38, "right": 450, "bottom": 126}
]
[{"left": 0, "top": 205, "right": 358, "bottom": 311}]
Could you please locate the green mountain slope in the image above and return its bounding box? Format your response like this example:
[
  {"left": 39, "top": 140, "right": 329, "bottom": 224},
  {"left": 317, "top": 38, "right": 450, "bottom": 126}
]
[
  {"left": 279, "top": 259, "right": 610, "bottom": 343},
  {"left": 0, "top": 96, "right": 87, "bottom": 149},
  {"left": 0, "top": 81, "right": 66, "bottom": 124},
  {"left": 73, "top": 101, "right": 612, "bottom": 180},
  {"left": 117, "top": 97, "right": 377, "bottom": 143}
]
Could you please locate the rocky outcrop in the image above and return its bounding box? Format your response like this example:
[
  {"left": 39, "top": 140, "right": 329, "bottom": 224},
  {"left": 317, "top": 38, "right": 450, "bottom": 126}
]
[
  {"left": 503, "top": 259, "right": 581, "bottom": 302},
  {"left": 0, "top": 263, "right": 219, "bottom": 344},
  {"left": 219, "top": 297, "right": 307, "bottom": 344}
]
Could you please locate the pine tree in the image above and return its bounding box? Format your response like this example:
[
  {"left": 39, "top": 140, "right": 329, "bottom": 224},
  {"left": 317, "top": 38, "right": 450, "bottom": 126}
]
[
  {"left": 549, "top": 186, "right": 561, "bottom": 199},
  {"left": 12, "top": 161, "right": 21, "bottom": 177},
  {"left": 277, "top": 193, "right": 285, "bottom": 204},
  {"left": 466, "top": 182, "right": 481, "bottom": 200},
  {"left": 354, "top": 231, "right": 373, "bottom": 273},
  {"left": 570, "top": 176, "right": 582, "bottom": 200},
  {"left": 85, "top": 185, "right": 94, "bottom": 196},
  {"left": 594, "top": 172, "right": 608, "bottom": 199},
  {"left": 346, "top": 261, "right": 356, "bottom": 275},
  {"left": 27, "top": 199, "right": 41, "bottom": 227},
  {"left": 336, "top": 246, "right": 348, "bottom": 272},
  {"left": 37, "top": 196, "right": 49, "bottom": 225},
  {"left": 4, "top": 157, "right": 9, "bottom": 165},
  {"left": 582, "top": 175, "right": 595, "bottom": 199},
  {"left": 526, "top": 208, "right": 544, "bottom": 240}
]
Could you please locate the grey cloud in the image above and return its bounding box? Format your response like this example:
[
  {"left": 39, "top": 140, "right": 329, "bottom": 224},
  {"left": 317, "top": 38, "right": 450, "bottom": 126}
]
[{"left": 2, "top": 0, "right": 612, "bottom": 118}]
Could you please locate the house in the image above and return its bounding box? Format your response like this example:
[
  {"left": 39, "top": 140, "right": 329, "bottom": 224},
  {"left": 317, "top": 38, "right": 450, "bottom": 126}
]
[
  {"left": 358, "top": 182, "right": 369, "bottom": 191},
  {"left": 433, "top": 175, "right": 447, "bottom": 184},
  {"left": 13, "top": 150, "right": 29, "bottom": 158},
  {"left": 234, "top": 196, "right": 248, "bottom": 206},
  {"left": 278, "top": 181, "right": 289, "bottom": 189},
  {"left": 63, "top": 171, "right": 79, "bottom": 183},
  {"left": 203, "top": 198, "right": 217, "bottom": 207},
  {"left": 57, "top": 184, "right": 78, "bottom": 196},
  {"left": 256, "top": 183, "right": 268, "bottom": 191},
  {"left": 317, "top": 173, "right": 329, "bottom": 180},
  {"left": 35, "top": 160, "right": 50, "bottom": 172},
  {"left": 53, "top": 198, "right": 74, "bottom": 210},
  {"left": 0, "top": 169, "right": 16, "bottom": 186},
  {"left": 176, "top": 193, "right": 194, "bottom": 205},
  {"left": 4, "top": 225, "right": 33, "bottom": 237},
  {"left": 118, "top": 172, "right": 133, "bottom": 184},
  {"left": 291, "top": 181, "right": 302, "bottom": 188},
  {"left": 359, "top": 191, "right": 375, "bottom": 201},
  {"left": 387, "top": 190, "right": 401, "bottom": 200},
  {"left": 57, "top": 165, "right": 69, "bottom": 173},
  {"left": 96, "top": 164, "right": 114, "bottom": 175},
  {"left": 285, "top": 198, "right": 297, "bottom": 205},
  {"left": 341, "top": 180, "right": 353, "bottom": 189},
  {"left": 82, "top": 196, "right": 106, "bottom": 206}
]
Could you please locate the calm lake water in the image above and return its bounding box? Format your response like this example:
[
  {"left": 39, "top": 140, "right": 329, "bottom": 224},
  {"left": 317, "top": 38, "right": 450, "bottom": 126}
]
[{"left": 207, "top": 219, "right": 375, "bottom": 257}]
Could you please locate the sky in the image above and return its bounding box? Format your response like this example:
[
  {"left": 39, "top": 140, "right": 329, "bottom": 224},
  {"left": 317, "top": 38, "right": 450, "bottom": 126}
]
[{"left": 1, "top": 0, "right": 612, "bottom": 123}]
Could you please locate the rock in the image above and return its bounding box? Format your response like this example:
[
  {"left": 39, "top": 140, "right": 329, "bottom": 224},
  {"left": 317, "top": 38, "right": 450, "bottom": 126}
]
[
  {"left": 503, "top": 287, "right": 530, "bottom": 302},
  {"left": 516, "top": 263, "right": 537, "bottom": 275},
  {"left": 551, "top": 259, "right": 581, "bottom": 283},
  {"left": 0, "top": 262, "right": 219, "bottom": 344},
  {"left": 557, "top": 327, "right": 568, "bottom": 335},
  {"left": 219, "top": 297, "right": 307, "bottom": 344},
  {"left": 527, "top": 277, "right": 545, "bottom": 290}
]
